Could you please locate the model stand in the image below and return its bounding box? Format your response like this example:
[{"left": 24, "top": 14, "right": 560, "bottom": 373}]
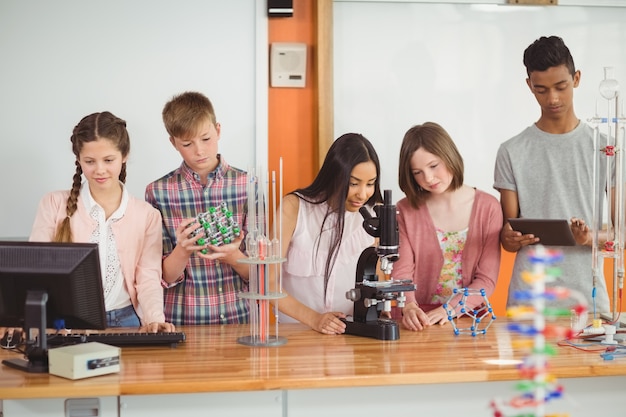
[
  {"left": 237, "top": 162, "right": 287, "bottom": 347},
  {"left": 492, "top": 246, "right": 588, "bottom": 417},
  {"left": 443, "top": 288, "right": 495, "bottom": 336},
  {"left": 589, "top": 67, "right": 626, "bottom": 325}
]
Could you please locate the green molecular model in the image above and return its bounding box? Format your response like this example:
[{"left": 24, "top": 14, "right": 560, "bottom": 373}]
[{"left": 190, "top": 202, "right": 241, "bottom": 254}]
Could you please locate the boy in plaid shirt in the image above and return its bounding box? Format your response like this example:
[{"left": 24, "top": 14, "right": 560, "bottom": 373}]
[{"left": 145, "top": 91, "right": 249, "bottom": 325}]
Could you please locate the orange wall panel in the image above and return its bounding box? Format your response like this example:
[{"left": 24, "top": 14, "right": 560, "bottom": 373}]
[{"left": 268, "top": 1, "right": 317, "bottom": 197}]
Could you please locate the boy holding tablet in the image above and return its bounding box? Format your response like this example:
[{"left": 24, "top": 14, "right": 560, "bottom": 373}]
[{"left": 493, "top": 36, "right": 610, "bottom": 313}]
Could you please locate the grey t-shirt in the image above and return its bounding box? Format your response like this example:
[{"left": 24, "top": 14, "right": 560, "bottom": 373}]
[{"left": 494, "top": 122, "right": 610, "bottom": 313}]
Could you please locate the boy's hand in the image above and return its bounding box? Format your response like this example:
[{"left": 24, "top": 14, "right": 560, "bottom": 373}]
[
  {"left": 197, "top": 233, "right": 245, "bottom": 264},
  {"left": 501, "top": 222, "right": 539, "bottom": 252},
  {"left": 175, "top": 218, "right": 207, "bottom": 255},
  {"left": 570, "top": 217, "right": 591, "bottom": 246}
]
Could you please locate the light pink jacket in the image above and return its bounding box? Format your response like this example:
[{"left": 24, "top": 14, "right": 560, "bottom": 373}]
[
  {"left": 393, "top": 189, "right": 502, "bottom": 311},
  {"left": 29, "top": 190, "right": 165, "bottom": 324}
]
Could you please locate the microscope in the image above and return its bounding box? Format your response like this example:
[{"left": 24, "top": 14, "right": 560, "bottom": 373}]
[{"left": 341, "top": 190, "right": 416, "bottom": 340}]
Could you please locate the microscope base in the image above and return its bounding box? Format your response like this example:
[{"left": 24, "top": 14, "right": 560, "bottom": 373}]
[{"left": 341, "top": 318, "right": 400, "bottom": 340}]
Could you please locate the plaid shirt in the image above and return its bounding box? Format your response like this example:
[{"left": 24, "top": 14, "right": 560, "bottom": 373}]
[{"left": 145, "top": 156, "right": 249, "bottom": 325}]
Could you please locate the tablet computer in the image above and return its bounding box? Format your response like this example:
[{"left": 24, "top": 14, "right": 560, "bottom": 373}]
[{"left": 507, "top": 218, "right": 576, "bottom": 246}]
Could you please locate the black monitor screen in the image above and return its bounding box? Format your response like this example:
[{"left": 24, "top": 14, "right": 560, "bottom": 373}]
[{"left": 0, "top": 241, "right": 107, "bottom": 330}]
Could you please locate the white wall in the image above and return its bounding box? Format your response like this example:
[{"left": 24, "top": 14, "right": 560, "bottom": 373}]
[
  {"left": 0, "top": 0, "right": 267, "bottom": 238},
  {"left": 334, "top": 1, "right": 626, "bottom": 203}
]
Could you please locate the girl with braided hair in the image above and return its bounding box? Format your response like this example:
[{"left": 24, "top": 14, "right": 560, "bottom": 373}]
[{"left": 29, "top": 112, "right": 174, "bottom": 332}]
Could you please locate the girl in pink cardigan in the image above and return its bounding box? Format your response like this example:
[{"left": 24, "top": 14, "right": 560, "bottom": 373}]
[
  {"left": 393, "top": 122, "right": 502, "bottom": 331},
  {"left": 30, "top": 112, "right": 174, "bottom": 333}
]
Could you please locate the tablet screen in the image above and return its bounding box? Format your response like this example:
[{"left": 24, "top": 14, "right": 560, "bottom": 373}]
[{"left": 508, "top": 218, "right": 576, "bottom": 246}]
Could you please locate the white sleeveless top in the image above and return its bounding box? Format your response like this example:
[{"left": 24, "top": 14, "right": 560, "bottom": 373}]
[{"left": 278, "top": 199, "right": 374, "bottom": 323}]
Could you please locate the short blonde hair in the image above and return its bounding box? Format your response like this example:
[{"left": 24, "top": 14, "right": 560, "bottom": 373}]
[{"left": 162, "top": 91, "right": 217, "bottom": 139}]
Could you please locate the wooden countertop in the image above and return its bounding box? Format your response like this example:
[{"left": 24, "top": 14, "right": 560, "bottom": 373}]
[{"left": 1, "top": 319, "right": 624, "bottom": 399}]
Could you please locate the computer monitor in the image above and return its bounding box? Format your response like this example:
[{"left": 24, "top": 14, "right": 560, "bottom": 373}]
[{"left": 0, "top": 241, "right": 107, "bottom": 373}]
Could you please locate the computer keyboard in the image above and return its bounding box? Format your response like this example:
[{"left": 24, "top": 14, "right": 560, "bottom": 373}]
[{"left": 46, "top": 331, "right": 186, "bottom": 348}]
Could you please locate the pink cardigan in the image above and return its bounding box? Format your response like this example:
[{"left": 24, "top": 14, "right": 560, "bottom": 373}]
[
  {"left": 393, "top": 189, "right": 502, "bottom": 311},
  {"left": 29, "top": 190, "right": 165, "bottom": 325}
]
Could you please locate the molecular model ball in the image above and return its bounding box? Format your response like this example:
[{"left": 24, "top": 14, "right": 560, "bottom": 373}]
[
  {"left": 443, "top": 288, "right": 496, "bottom": 336},
  {"left": 189, "top": 202, "right": 241, "bottom": 254}
]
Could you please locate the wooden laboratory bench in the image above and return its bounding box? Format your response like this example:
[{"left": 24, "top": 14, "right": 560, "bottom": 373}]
[{"left": 1, "top": 318, "right": 625, "bottom": 401}]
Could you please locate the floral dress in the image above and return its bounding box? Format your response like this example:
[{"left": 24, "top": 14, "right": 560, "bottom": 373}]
[{"left": 431, "top": 228, "right": 468, "bottom": 304}]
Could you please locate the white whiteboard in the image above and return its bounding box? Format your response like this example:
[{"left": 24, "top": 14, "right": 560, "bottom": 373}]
[
  {"left": 0, "top": 0, "right": 267, "bottom": 238},
  {"left": 334, "top": 1, "right": 626, "bottom": 204}
]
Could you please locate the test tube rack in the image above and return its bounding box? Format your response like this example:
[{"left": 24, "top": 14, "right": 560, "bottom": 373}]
[{"left": 237, "top": 162, "right": 287, "bottom": 347}]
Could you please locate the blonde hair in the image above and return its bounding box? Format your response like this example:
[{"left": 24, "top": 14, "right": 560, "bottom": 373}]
[{"left": 162, "top": 91, "right": 217, "bottom": 139}]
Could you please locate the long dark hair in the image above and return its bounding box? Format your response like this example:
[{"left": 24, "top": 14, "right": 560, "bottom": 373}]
[{"left": 292, "top": 133, "right": 382, "bottom": 295}]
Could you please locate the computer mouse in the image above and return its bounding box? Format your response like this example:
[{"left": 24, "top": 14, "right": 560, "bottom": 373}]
[{"left": 0, "top": 329, "right": 24, "bottom": 349}]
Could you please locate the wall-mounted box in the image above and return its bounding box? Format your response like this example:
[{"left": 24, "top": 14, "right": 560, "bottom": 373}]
[
  {"left": 270, "top": 42, "right": 307, "bottom": 88},
  {"left": 268, "top": 0, "right": 293, "bottom": 17}
]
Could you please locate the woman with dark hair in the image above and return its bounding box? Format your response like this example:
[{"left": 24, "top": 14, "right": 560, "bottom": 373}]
[{"left": 276, "top": 133, "right": 383, "bottom": 334}]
